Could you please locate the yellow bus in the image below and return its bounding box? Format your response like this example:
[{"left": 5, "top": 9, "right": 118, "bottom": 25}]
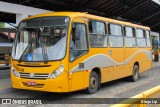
[{"left": 11, "top": 12, "right": 152, "bottom": 94}]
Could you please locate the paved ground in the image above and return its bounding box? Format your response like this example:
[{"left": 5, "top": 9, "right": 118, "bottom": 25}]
[
  {"left": 0, "top": 62, "right": 160, "bottom": 107},
  {"left": 0, "top": 64, "right": 10, "bottom": 79}
]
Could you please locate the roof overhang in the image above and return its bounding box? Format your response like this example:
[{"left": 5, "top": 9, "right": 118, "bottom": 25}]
[{"left": 0, "top": 0, "right": 159, "bottom": 32}]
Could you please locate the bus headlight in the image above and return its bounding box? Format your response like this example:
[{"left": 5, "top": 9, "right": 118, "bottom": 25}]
[
  {"left": 50, "top": 65, "right": 64, "bottom": 79},
  {"left": 11, "top": 67, "right": 20, "bottom": 77}
]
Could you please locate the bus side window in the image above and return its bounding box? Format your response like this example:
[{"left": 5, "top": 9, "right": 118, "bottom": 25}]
[
  {"left": 124, "top": 26, "right": 136, "bottom": 47},
  {"left": 70, "top": 23, "right": 88, "bottom": 61},
  {"left": 146, "top": 30, "right": 151, "bottom": 47},
  {"left": 109, "top": 24, "right": 123, "bottom": 47},
  {"left": 136, "top": 28, "right": 146, "bottom": 48},
  {"left": 89, "top": 20, "right": 107, "bottom": 47}
]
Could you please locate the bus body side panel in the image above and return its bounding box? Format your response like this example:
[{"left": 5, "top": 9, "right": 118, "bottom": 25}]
[
  {"left": 107, "top": 47, "right": 125, "bottom": 81},
  {"left": 124, "top": 48, "right": 138, "bottom": 77},
  {"left": 124, "top": 47, "right": 152, "bottom": 76},
  {"left": 69, "top": 48, "right": 116, "bottom": 91},
  {"left": 68, "top": 14, "right": 152, "bottom": 92},
  {"left": 101, "top": 66, "right": 114, "bottom": 83},
  {"left": 138, "top": 48, "right": 152, "bottom": 72},
  {"left": 69, "top": 56, "right": 87, "bottom": 91},
  {"left": 88, "top": 49, "right": 113, "bottom": 83}
]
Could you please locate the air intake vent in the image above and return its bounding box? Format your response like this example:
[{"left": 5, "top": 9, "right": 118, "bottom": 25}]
[{"left": 19, "top": 72, "right": 50, "bottom": 79}]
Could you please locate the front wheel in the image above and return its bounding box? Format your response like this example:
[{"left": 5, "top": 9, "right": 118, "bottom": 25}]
[
  {"left": 85, "top": 71, "right": 99, "bottom": 94},
  {"left": 129, "top": 65, "right": 139, "bottom": 82}
]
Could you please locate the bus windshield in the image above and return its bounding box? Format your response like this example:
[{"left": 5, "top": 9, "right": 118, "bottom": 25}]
[{"left": 12, "top": 17, "right": 69, "bottom": 62}]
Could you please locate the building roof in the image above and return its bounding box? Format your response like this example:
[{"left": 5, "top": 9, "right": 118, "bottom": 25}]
[
  {"left": 0, "top": 0, "right": 160, "bottom": 32},
  {"left": 25, "top": 12, "right": 150, "bottom": 30}
]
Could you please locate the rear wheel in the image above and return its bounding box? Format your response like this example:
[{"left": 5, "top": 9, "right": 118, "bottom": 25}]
[
  {"left": 85, "top": 71, "right": 99, "bottom": 94},
  {"left": 129, "top": 65, "right": 139, "bottom": 82}
]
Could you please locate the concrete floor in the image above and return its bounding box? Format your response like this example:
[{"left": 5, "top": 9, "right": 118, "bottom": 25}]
[{"left": 0, "top": 62, "right": 160, "bottom": 106}]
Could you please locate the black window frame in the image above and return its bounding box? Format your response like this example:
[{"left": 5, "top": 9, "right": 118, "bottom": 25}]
[
  {"left": 136, "top": 28, "right": 146, "bottom": 48},
  {"left": 108, "top": 23, "right": 123, "bottom": 37},
  {"left": 108, "top": 23, "right": 124, "bottom": 48},
  {"left": 124, "top": 26, "right": 135, "bottom": 37},
  {"left": 136, "top": 28, "right": 145, "bottom": 39},
  {"left": 88, "top": 20, "right": 108, "bottom": 48},
  {"left": 124, "top": 26, "right": 137, "bottom": 48}
]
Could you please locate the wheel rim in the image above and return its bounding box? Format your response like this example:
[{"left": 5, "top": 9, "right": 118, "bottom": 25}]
[
  {"left": 134, "top": 67, "right": 138, "bottom": 80},
  {"left": 90, "top": 76, "right": 97, "bottom": 89}
]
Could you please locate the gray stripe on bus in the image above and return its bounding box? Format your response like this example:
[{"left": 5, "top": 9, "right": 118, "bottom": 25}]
[{"left": 69, "top": 50, "right": 152, "bottom": 73}]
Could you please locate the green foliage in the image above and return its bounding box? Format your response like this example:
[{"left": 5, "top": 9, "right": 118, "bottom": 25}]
[{"left": 0, "top": 22, "right": 5, "bottom": 28}]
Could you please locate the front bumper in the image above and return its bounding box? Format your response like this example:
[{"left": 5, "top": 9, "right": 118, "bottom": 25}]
[{"left": 11, "top": 71, "right": 70, "bottom": 93}]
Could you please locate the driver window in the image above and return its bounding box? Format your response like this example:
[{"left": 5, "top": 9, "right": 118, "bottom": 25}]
[{"left": 70, "top": 23, "right": 88, "bottom": 61}]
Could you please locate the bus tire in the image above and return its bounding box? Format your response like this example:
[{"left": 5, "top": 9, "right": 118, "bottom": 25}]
[
  {"left": 85, "top": 71, "right": 99, "bottom": 94},
  {"left": 129, "top": 65, "right": 139, "bottom": 82}
]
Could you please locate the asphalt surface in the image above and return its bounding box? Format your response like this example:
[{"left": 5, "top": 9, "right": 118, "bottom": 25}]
[{"left": 0, "top": 66, "right": 160, "bottom": 107}]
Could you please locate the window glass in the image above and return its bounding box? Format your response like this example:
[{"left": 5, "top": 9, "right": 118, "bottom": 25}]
[
  {"left": 89, "top": 21, "right": 105, "bottom": 34},
  {"left": 125, "top": 38, "right": 136, "bottom": 47},
  {"left": 136, "top": 29, "right": 146, "bottom": 47},
  {"left": 110, "top": 24, "right": 122, "bottom": 36},
  {"left": 12, "top": 17, "right": 68, "bottom": 61},
  {"left": 89, "top": 21, "right": 107, "bottom": 47},
  {"left": 125, "top": 27, "right": 134, "bottom": 37},
  {"left": 146, "top": 31, "right": 150, "bottom": 39},
  {"left": 109, "top": 36, "right": 123, "bottom": 47},
  {"left": 70, "top": 23, "right": 88, "bottom": 61},
  {"left": 109, "top": 24, "right": 123, "bottom": 47},
  {"left": 136, "top": 29, "right": 144, "bottom": 38},
  {"left": 124, "top": 27, "right": 136, "bottom": 47},
  {"left": 137, "top": 39, "right": 146, "bottom": 47},
  {"left": 146, "top": 30, "right": 151, "bottom": 47}
]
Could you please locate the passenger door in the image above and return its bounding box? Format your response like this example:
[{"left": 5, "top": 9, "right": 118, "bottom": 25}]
[{"left": 69, "top": 17, "right": 89, "bottom": 91}]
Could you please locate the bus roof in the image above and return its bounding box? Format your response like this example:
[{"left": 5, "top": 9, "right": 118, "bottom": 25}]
[{"left": 24, "top": 12, "right": 150, "bottom": 30}]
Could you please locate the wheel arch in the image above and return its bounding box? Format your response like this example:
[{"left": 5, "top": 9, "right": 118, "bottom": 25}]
[{"left": 134, "top": 61, "right": 139, "bottom": 69}]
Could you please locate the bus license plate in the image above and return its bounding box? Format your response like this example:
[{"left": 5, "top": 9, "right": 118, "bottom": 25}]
[{"left": 27, "top": 81, "right": 37, "bottom": 86}]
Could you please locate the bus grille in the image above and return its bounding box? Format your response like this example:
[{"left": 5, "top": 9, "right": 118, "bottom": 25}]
[
  {"left": 19, "top": 72, "right": 50, "bottom": 79},
  {"left": 22, "top": 82, "right": 44, "bottom": 88}
]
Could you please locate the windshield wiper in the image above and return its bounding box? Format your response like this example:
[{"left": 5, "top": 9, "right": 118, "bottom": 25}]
[
  {"left": 18, "top": 44, "right": 29, "bottom": 63},
  {"left": 40, "top": 37, "right": 48, "bottom": 64}
]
